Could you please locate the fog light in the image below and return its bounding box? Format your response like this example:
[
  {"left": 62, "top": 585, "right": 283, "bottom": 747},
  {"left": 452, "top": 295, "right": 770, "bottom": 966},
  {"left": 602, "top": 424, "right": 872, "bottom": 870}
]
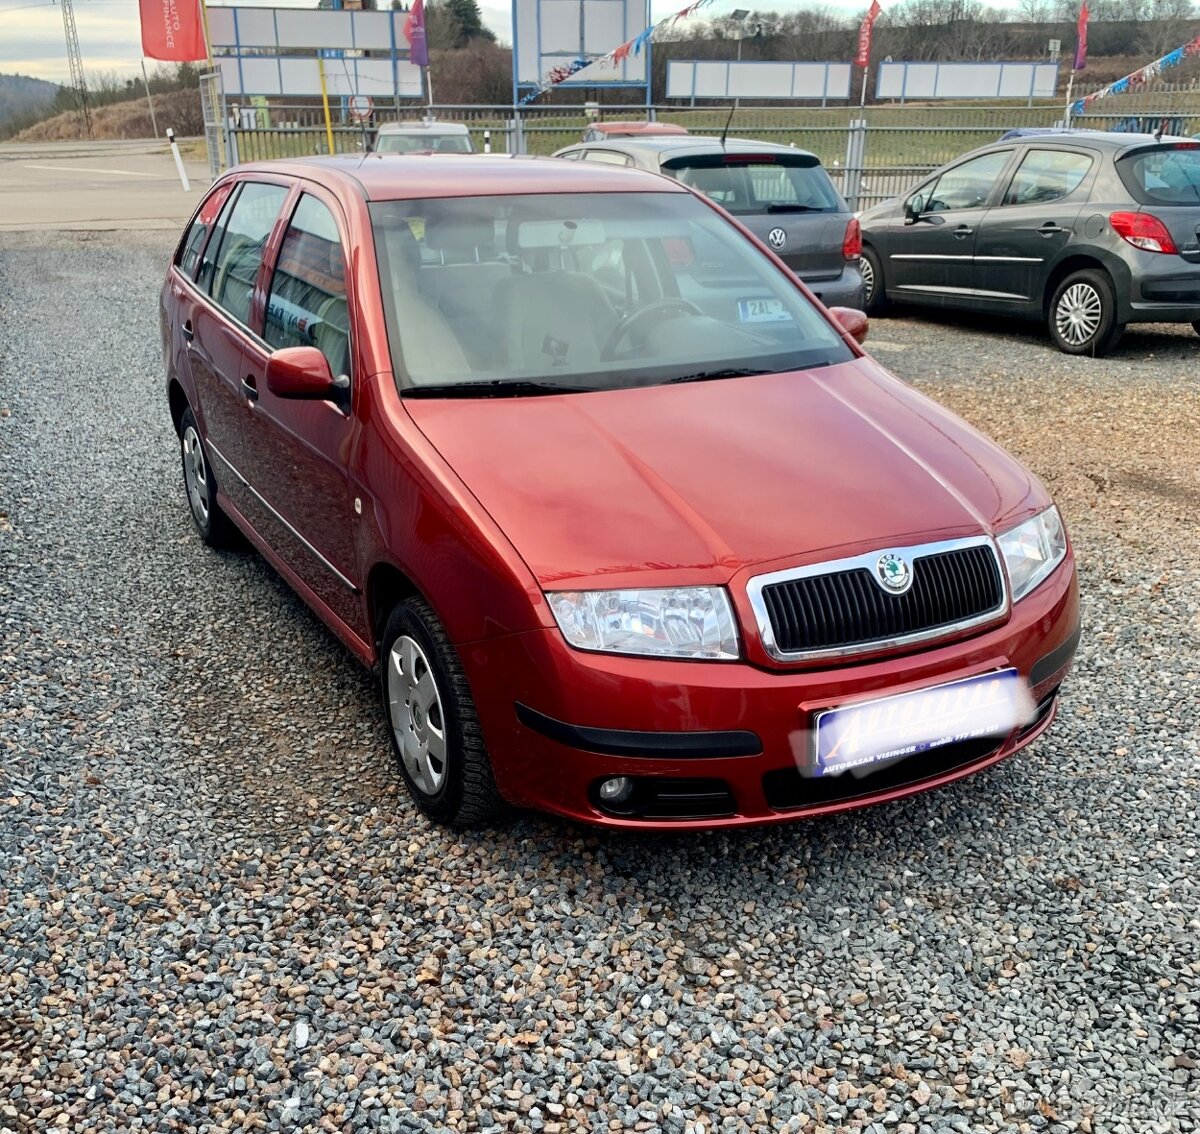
[{"left": 598, "top": 776, "right": 634, "bottom": 804}]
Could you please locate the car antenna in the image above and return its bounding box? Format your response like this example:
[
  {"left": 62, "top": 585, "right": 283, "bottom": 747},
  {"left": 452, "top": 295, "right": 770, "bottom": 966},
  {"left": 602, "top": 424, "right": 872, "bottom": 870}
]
[
  {"left": 719, "top": 103, "right": 736, "bottom": 150},
  {"left": 1154, "top": 117, "right": 1166, "bottom": 142}
]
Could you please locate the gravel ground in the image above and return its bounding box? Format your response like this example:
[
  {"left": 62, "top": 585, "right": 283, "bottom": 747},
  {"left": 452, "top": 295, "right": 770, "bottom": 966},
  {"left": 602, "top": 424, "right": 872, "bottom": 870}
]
[{"left": 1, "top": 230, "right": 1198, "bottom": 1134}]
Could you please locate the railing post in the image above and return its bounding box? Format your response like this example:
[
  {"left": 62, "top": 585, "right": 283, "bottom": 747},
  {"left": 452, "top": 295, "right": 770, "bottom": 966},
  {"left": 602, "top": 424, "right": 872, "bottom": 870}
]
[{"left": 844, "top": 118, "right": 867, "bottom": 213}]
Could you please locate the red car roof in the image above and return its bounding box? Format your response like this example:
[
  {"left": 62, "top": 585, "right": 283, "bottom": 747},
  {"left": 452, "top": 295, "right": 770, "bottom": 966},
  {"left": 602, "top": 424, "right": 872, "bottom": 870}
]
[{"left": 230, "top": 153, "right": 688, "bottom": 202}]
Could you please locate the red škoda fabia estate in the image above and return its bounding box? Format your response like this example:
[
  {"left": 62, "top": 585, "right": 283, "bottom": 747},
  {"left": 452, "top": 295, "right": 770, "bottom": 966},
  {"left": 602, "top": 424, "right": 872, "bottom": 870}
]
[{"left": 161, "top": 155, "right": 1080, "bottom": 829}]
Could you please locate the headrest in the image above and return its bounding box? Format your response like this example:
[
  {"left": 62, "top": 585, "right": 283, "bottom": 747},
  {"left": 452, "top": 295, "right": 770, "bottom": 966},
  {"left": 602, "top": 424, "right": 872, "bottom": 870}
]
[{"left": 424, "top": 212, "right": 496, "bottom": 254}]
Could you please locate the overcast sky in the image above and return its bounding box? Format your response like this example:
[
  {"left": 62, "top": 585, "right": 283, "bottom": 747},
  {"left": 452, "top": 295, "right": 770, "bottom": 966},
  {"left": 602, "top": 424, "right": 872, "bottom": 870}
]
[{"left": 0, "top": 0, "right": 1011, "bottom": 85}]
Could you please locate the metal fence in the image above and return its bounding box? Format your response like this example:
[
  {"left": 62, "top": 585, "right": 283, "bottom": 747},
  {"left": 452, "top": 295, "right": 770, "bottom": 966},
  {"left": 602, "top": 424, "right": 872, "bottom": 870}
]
[{"left": 219, "top": 97, "right": 1200, "bottom": 212}]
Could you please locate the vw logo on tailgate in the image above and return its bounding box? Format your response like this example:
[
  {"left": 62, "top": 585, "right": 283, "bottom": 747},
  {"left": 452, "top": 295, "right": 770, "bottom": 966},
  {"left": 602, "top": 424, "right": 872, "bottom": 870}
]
[{"left": 767, "top": 227, "right": 787, "bottom": 251}]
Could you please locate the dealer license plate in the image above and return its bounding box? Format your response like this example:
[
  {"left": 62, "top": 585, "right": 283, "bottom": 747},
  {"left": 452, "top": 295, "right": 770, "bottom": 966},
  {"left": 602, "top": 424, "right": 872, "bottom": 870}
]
[
  {"left": 737, "top": 297, "right": 791, "bottom": 323},
  {"left": 813, "top": 669, "right": 1027, "bottom": 778}
]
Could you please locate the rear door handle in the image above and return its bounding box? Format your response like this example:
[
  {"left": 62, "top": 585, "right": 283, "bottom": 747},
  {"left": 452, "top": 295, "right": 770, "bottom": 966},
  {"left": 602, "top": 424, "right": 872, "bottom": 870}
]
[
  {"left": 953, "top": 225, "right": 974, "bottom": 238},
  {"left": 241, "top": 374, "right": 259, "bottom": 402}
]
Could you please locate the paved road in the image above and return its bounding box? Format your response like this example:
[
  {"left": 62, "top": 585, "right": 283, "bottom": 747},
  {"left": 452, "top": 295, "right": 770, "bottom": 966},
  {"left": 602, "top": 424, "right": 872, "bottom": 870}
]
[{"left": 0, "top": 139, "right": 210, "bottom": 232}]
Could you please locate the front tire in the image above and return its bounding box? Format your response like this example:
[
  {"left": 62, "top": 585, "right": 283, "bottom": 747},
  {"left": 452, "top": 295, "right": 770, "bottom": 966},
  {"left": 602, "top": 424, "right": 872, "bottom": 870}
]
[
  {"left": 179, "top": 407, "right": 237, "bottom": 548},
  {"left": 380, "top": 597, "right": 506, "bottom": 827},
  {"left": 860, "top": 246, "right": 887, "bottom": 315},
  {"left": 1048, "top": 269, "right": 1123, "bottom": 356}
]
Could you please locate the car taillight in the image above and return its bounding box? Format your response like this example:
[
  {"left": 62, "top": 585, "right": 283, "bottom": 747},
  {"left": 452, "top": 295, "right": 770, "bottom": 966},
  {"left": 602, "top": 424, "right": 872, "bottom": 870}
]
[
  {"left": 1109, "top": 211, "right": 1178, "bottom": 254},
  {"left": 842, "top": 217, "right": 862, "bottom": 261}
]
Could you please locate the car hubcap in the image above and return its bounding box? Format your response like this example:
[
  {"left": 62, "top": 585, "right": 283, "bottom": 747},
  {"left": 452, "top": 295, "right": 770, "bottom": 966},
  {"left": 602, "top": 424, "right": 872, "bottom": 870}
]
[
  {"left": 860, "top": 256, "right": 874, "bottom": 304},
  {"left": 1056, "top": 283, "right": 1102, "bottom": 346},
  {"left": 387, "top": 635, "right": 447, "bottom": 796},
  {"left": 182, "top": 425, "right": 209, "bottom": 525}
]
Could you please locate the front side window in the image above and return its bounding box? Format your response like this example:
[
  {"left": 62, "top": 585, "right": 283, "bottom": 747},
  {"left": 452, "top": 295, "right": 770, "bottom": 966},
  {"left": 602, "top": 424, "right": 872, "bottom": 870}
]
[
  {"left": 178, "top": 182, "right": 234, "bottom": 279},
  {"left": 207, "top": 181, "right": 289, "bottom": 327},
  {"left": 669, "top": 155, "right": 842, "bottom": 214},
  {"left": 369, "top": 191, "right": 854, "bottom": 396},
  {"left": 1003, "top": 149, "right": 1093, "bottom": 206},
  {"left": 920, "top": 150, "right": 1012, "bottom": 213},
  {"left": 1117, "top": 145, "right": 1200, "bottom": 204},
  {"left": 264, "top": 194, "right": 351, "bottom": 379}
]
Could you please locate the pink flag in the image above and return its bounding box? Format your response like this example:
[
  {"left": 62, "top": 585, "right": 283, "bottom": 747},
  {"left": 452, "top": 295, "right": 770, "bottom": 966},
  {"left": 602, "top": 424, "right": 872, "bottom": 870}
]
[
  {"left": 404, "top": 0, "right": 429, "bottom": 68},
  {"left": 1074, "top": 1, "right": 1089, "bottom": 71}
]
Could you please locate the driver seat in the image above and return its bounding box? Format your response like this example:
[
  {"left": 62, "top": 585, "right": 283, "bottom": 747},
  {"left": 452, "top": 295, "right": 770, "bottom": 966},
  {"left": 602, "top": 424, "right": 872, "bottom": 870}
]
[{"left": 492, "top": 270, "right": 617, "bottom": 373}]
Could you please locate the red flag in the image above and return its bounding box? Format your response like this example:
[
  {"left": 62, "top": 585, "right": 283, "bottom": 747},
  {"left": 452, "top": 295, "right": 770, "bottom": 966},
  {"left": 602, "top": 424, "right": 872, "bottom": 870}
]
[
  {"left": 404, "top": 0, "right": 430, "bottom": 68},
  {"left": 1074, "top": 1, "right": 1089, "bottom": 71},
  {"left": 139, "top": 0, "right": 207, "bottom": 63},
  {"left": 855, "top": 1, "right": 882, "bottom": 69}
]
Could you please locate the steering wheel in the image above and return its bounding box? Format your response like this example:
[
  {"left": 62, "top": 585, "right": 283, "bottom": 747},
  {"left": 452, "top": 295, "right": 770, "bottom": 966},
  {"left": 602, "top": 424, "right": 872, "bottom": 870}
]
[{"left": 601, "top": 297, "right": 704, "bottom": 361}]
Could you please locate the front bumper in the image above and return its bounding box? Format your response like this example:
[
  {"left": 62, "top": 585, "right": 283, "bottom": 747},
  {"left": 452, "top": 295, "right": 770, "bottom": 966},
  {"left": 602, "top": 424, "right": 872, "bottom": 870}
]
[{"left": 462, "top": 559, "right": 1080, "bottom": 829}]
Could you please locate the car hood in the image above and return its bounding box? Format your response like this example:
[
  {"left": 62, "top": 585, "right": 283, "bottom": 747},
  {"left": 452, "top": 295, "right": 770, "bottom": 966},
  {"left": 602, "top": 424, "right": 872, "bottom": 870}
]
[{"left": 404, "top": 358, "right": 1043, "bottom": 589}]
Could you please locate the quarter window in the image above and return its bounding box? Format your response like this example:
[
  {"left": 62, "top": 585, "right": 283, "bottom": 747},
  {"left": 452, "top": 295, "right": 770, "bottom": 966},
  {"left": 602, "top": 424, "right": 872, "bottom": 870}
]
[
  {"left": 207, "top": 181, "right": 289, "bottom": 328},
  {"left": 1003, "top": 149, "right": 1093, "bottom": 206},
  {"left": 921, "top": 151, "right": 1012, "bottom": 213},
  {"left": 177, "top": 182, "right": 234, "bottom": 279},
  {"left": 265, "top": 195, "right": 351, "bottom": 380}
]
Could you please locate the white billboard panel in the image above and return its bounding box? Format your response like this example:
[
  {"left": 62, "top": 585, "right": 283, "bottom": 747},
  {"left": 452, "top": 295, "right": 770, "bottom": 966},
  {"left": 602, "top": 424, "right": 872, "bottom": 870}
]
[
  {"left": 876, "top": 61, "right": 1059, "bottom": 100},
  {"left": 666, "top": 60, "right": 852, "bottom": 101},
  {"left": 208, "top": 7, "right": 404, "bottom": 52},
  {"left": 218, "top": 57, "right": 423, "bottom": 98},
  {"left": 513, "top": 0, "right": 649, "bottom": 89}
]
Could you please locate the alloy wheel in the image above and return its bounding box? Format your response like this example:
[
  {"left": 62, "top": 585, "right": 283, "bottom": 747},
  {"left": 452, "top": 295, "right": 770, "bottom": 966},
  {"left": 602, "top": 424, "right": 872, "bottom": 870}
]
[
  {"left": 182, "top": 424, "right": 210, "bottom": 525},
  {"left": 1055, "top": 282, "right": 1103, "bottom": 348},
  {"left": 387, "top": 634, "right": 447, "bottom": 796}
]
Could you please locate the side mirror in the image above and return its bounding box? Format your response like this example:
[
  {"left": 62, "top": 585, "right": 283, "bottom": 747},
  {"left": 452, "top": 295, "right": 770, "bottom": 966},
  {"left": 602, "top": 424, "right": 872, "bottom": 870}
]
[
  {"left": 904, "top": 195, "right": 925, "bottom": 224},
  {"left": 265, "top": 346, "right": 345, "bottom": 400},
  {"left": 829, "top": 306, "right": 868, "bottom": 345}
]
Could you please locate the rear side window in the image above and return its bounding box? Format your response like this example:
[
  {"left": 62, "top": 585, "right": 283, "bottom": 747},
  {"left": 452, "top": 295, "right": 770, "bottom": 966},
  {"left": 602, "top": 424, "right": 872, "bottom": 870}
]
[
  {"left": 178, "top": 182, "right": 234, "bottom": 279},
  {"left": 1003, "top": 149, "right": 1093, "bottom": 206},
  {"left": 668, "top": 156, "right": 842, "bottom": 214},
  {"left": 1118, "top": 146, "right": 1200, "bottom": 205},
  {"left": 265, "top": 195, "right": 351, "bottom": 380},
  {"left": 206, "top": 181, "right": 289, "bottom": 328},
  {"left": 583, "top": 150, "right": 632, "bottom": 166}
]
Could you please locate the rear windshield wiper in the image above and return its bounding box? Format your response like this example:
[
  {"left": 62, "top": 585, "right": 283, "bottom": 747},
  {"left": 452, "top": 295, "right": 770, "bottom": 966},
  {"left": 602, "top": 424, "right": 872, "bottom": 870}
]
[
  {"left": 664, "top": 367, "right": 773, "bottom": 385},
  {"left": 404, "top": 379, "right": 596, "bottom": 398},
  {"left": 764, "top": 203, "right": 826, "bottom": 213}
]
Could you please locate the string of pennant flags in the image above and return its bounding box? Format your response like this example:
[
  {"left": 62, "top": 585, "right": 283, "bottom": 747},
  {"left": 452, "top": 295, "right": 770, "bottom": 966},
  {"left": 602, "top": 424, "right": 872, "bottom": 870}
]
[
  {"left": 518, "top": 0, "right": 715, "bottom": 106},
  {"left": 1071, "top": 33, "right": 1200, "bottom": 116}
]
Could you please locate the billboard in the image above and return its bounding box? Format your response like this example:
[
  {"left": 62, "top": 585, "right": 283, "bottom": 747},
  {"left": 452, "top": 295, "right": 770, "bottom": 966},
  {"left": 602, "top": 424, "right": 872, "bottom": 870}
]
[
  {"left": 667, "top": 60, "right": 852, "bottom": 101},
  {"left": 208, "top": 6, "right": 423, "bottom": 98},
  {"left": 876, "top": 61, "right": 1059, "bottom": 101},
  {"left": 513, "top": 0, "right": 650, "bottom": 98}
]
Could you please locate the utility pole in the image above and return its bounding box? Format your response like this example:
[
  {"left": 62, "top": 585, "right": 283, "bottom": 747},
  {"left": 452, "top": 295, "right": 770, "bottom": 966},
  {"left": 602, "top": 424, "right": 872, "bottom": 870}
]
[{"left": 59, "top": 0, "right": 93, "bottom": 139}]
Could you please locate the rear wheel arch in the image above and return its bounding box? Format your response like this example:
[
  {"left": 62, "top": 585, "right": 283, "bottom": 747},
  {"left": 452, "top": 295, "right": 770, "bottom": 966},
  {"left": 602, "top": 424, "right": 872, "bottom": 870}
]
[{"left": 1042, "top": 253, "right": 1127, "bottom": 318}]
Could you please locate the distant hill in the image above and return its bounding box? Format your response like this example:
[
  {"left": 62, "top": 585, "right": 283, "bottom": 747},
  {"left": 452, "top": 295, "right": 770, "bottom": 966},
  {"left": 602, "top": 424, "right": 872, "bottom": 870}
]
[{"left": 0, "top": 73, "right": 60, "bottom": 136}]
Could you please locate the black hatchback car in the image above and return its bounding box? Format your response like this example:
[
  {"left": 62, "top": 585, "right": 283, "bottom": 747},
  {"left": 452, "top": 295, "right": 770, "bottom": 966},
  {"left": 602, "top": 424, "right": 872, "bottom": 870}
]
[{"left": 858, "top": 132, "right": 1200, "bottom": 354}]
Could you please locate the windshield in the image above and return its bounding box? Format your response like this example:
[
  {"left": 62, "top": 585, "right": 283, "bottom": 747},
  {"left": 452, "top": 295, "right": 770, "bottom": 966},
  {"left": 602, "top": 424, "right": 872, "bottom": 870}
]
[
  {"left": 666, "top": 155, "right": 843, "bottom": 214},
  {"left": 1117, "top": 145, "right": 1200, "bottom": 204},
  {"left": 376, "top": 132, "right": 472, "bottom": 154},
  {"left": 369, "top": 191, "right": 853, "bottom": 396}
]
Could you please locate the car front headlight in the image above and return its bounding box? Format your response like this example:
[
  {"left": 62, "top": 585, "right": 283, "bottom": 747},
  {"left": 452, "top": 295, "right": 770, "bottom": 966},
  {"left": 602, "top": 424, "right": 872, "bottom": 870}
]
[
  {"left": 546, "top": 587, "right": 740, "bottom": 660},
  {"left": 997, "top": 506, "right": 1068, "bottom": 602}
]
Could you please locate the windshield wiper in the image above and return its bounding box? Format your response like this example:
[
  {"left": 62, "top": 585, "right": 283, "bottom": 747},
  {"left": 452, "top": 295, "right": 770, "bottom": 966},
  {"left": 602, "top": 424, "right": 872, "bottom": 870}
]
[
  {"left": 664, "top": 367, "right": 773, "bottom": 385},
  {"left": 764, "top": 203, "right": 824, "bottom": 213},
  {"left": 404, "top": 379, "right": 596, "bottom": 398}
]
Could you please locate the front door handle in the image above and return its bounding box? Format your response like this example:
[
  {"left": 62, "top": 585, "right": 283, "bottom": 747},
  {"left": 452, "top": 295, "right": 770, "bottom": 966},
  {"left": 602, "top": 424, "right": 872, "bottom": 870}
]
[
  {"left": 241, "top": 374, "right": 259, "bottom": 402},
  {"left": 953, "top": 225, "right": 974, "bottom": 239}
]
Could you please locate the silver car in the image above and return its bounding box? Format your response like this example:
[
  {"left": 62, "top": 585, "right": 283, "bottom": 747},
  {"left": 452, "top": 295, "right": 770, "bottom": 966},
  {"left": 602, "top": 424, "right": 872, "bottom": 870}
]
[{"left": 553, "top": 136, "right": 864, "bottom": 309}]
